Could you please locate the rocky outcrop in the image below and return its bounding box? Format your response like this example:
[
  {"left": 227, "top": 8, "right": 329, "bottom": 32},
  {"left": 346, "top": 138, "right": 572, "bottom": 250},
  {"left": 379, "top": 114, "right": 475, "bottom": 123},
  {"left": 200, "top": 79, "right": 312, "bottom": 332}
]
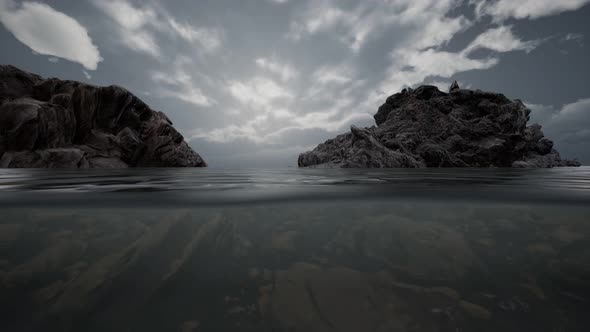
[
  {"left": 299, "top": 82, "right": 580, "bottom": 168},
  {"left": 0, "top": 65, "right": 206, "bottom": 168}
]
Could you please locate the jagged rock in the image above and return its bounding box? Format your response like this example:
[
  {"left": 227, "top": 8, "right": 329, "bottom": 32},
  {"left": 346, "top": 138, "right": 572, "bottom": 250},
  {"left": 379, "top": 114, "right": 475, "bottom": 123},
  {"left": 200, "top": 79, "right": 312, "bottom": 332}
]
[
  {"left": 0, "top": 148, "right": 89, "bottom": 168},
  {"left": 0, "top": 65, "right": 206, "bottom": 168},
  {"left": 299, "top": 83, "right": 580, "bottom": 168},
  {"left": 298, "top": 125, "right": 424, "bottom": 168}
]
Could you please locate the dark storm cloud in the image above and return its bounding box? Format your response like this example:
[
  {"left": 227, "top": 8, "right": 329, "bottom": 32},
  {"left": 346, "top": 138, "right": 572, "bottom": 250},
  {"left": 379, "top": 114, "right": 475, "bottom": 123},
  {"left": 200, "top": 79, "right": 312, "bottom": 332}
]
[{"left": 1, "top": 0, "right": 589, "bottom": 167}]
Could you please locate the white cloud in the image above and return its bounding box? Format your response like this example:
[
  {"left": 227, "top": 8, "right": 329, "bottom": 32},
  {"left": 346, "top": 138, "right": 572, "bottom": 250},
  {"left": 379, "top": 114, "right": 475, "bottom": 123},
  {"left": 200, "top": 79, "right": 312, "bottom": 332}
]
[
  {"left": 410, "top": 15, "right": 471, "bottom": 51},
  {"left": 376, "top": 48, "right": 498, "bottom": 99},
  {"left": 287, "top": 4, "right": 354, "bottom": 41},
  {"left": 93, "top": 0, "right": 223, "bottom": 57},
  {"left": 303, "top": 64, "right": 365, "bottom": 103},
  {"left": 473, "top": 0, "right": 590, "bottom": 21},
  {"left": 255, "top": 57, "right": 298, "bottom": 81},
  {"left": 228, "top": 77, "right": 293, "bottom": 108},
  {"left": 194, "top": 71, "right": 373, "bottom": 144},
  {"left": 151, "top": 57, "right": 215, "bottom": 107},
  {"left": 82, "top": 70, "right": 92, "bottom": 80},
  {"left": 167, "top": 18, "right": 223, "bottom": 54},
  {"left": 110, "top": 0, "right": 582, "bottom": 166},
  {"left": 200, "top": 1, "right": 498, "bottom": 145},
  {"left": 311, "top": 65, "right": 353, "bottom": 85},
  {"left": 292, "top": 97, "right": 372, "bottom": 132},
  {"left": 372, "top": 24, "right": 540, "bottom": 105},
  {"left": 562, "top": 32, "right": 584, "bottom": 46},
  {"left": 0, "top": 0, "right": 102, "bottom": 70},
  {"left": 463, "top": 25, "right": 540, "bottom": 54},
  {"left": 288, "top": 0, "right": 469, "bottom": 52},
  {"left": 96, "top": 0, "right": 157, "bottom": 30},
  {"left": 528, "top": 98, "right": 590, "bottom": 162},
  {"left": 92, "top": 0, "right": 161, "bottom": 57},
  {"left": 529, "top": 98, "right": 590, "bottom": 138},
  {"left": 564, "top": 32, "right": 584, "bottom": 41},
  {"left": 47, "top": 57, "right": 59, "bottom": 63}
]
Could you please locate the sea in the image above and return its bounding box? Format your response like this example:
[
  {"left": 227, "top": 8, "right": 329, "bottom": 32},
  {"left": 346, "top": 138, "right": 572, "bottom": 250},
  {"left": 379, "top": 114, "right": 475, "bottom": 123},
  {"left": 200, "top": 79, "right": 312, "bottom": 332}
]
[{"left": 0, "top": 167, "right": 589, "bottom": 332}]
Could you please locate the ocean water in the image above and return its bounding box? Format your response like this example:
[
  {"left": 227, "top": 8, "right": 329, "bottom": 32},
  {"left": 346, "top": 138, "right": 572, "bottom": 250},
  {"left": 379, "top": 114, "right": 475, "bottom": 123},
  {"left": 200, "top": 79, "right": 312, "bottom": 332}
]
[{"left": 0, "top": 168, "right": 589, "bottom": 332}]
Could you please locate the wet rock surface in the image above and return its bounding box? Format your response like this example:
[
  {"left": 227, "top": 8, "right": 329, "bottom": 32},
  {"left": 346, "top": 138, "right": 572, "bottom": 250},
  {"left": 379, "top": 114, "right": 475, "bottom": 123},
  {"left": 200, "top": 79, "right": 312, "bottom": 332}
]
[
  {"left": 299, "top": 82, "right": 580, "bottom": 168},
  {"left": 0, "top": 65, "right": 206, "bottom": 168}
]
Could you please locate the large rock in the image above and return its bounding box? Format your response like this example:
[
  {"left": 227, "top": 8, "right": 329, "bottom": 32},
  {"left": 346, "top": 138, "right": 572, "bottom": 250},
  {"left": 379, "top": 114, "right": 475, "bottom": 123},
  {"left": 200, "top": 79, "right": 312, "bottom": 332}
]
[
  {"left": 0, "top": 65, "right": 206, "bottom": 168},
  {"left": 299, "top": 83, "right": 580, "bottom": 168}
]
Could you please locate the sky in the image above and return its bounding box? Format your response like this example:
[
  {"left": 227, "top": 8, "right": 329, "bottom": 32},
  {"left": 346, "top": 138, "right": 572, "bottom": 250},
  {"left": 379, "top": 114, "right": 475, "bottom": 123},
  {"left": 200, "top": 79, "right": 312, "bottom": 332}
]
[{"left": 0, "top": 0, "right": 589, "bottom": 167}]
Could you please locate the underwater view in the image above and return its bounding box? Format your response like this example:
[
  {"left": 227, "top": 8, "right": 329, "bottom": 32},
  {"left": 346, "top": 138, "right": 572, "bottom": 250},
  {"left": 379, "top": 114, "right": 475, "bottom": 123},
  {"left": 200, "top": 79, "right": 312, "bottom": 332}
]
[{"left": 1, "top": 168, "right": 589, "bottom": 331}]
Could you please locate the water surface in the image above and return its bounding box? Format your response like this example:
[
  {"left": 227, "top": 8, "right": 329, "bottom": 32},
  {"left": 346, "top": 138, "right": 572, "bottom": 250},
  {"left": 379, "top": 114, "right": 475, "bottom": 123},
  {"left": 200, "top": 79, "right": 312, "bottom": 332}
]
[{"left": 1, "top": 168, "right": 589, "bottom": 331}]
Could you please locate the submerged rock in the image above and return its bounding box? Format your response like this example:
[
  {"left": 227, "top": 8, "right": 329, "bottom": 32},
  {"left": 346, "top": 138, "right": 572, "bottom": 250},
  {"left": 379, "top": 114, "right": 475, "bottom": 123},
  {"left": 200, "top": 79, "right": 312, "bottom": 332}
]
[
  {"left": 298, "top": 83, "right": 580, "bottom": 168},
  {"left": 459, "top": 300, "right": 492, "bottom": 320},
  {"left": 0, "top": 65, "right": 206, "bottom": 168},
  {"left": 265, "top": 263, "right": 412, "bottom": 331}
]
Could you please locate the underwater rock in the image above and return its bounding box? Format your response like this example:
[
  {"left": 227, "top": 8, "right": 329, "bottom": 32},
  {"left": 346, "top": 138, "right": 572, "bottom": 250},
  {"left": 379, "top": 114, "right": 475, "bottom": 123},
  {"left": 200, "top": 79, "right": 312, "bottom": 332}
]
[
  {"left": 324, "top": 216, "right": 482, "bottom": 281},
  {"left": 263, "top": 262, "right": 469, "bottom": 331},
  {"left": 270, "top": 230, "right": 299, "bottom": 251},
  {"left": 459, "top": 300, "right": 492, "bottom": 320},
  {"left": 180, "top": 320, "right": 200, "bottom": 332},
  {"left": 0, "top": 65, "right": 206, "bottom": 168},
  {"left": 299, "top": 82, "right": 580, "bottom": 168},
  {"left": 267, "top": 263, "right": 386, "bottom": 331}
]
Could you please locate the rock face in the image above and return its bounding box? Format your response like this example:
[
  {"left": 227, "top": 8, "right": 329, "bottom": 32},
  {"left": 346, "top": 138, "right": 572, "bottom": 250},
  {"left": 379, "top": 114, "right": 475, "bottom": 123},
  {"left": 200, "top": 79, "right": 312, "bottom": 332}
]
[
  {"left": 299, "top": 83, "right": 580, "bottom": 168},
  {"left": 0, "top": 65, "right": 206, "bottom": 168}
]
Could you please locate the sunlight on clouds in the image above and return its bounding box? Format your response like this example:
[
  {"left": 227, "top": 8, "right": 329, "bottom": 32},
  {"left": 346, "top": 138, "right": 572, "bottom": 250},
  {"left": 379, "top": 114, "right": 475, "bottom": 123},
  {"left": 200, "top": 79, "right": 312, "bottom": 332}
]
[
  {"left": 195, "top": 81, "right": 372, "bottom": 145},
  {"left": 228, "top": 77, "right": 293, "bottom": 108},
  {"left": 0, "top": 0, "right": 102, "bottom": 70},
  {"left": 188, "top": 0, "right": 566, "bottom": 152}
]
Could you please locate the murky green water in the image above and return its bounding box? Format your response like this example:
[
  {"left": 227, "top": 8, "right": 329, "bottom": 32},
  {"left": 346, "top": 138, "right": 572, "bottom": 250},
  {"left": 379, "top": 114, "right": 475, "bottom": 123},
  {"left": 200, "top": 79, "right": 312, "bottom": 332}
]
[{"left": 0, "top": 168, "right": 589, "bottom": 331}]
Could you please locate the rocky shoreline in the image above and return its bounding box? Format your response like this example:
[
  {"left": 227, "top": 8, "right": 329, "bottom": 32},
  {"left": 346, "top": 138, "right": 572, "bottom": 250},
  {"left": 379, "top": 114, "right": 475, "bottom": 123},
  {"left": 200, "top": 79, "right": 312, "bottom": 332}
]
[
  {"left": 299, "top": 82, "right": 580, "bottom": 168},
  {"left": 0, "top": 65, "right": 206, "bottom": 168}
]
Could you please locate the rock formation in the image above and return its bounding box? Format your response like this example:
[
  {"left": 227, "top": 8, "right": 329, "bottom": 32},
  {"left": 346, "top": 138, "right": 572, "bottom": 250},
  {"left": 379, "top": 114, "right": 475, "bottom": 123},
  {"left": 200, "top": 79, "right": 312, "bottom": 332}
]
[
  {"left": 299, "top": 81, "right": 580, "bottom": 168},
  {"left": 0, "top": 65, "right": 206, "bottom": 168}
]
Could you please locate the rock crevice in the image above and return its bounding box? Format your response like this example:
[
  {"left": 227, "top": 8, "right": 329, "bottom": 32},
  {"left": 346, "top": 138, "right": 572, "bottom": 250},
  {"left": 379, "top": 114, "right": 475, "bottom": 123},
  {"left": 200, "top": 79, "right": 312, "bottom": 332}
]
[{"left": 299, "top": 82, "right": 580, "bottom": 168}]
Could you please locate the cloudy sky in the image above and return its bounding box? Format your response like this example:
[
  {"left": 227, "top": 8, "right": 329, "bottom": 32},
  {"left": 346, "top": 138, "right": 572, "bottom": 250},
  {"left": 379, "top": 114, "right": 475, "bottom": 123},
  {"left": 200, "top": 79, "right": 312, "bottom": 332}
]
[{"left": 1, "top": 0, "right": 589, "bottom": 167}]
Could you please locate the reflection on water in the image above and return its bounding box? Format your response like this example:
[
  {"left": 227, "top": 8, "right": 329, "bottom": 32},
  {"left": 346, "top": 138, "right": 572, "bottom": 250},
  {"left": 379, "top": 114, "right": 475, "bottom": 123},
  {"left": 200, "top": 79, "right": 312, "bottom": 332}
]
[{"left": 0, "top": 168, "right": 589, "bottom": 331}]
